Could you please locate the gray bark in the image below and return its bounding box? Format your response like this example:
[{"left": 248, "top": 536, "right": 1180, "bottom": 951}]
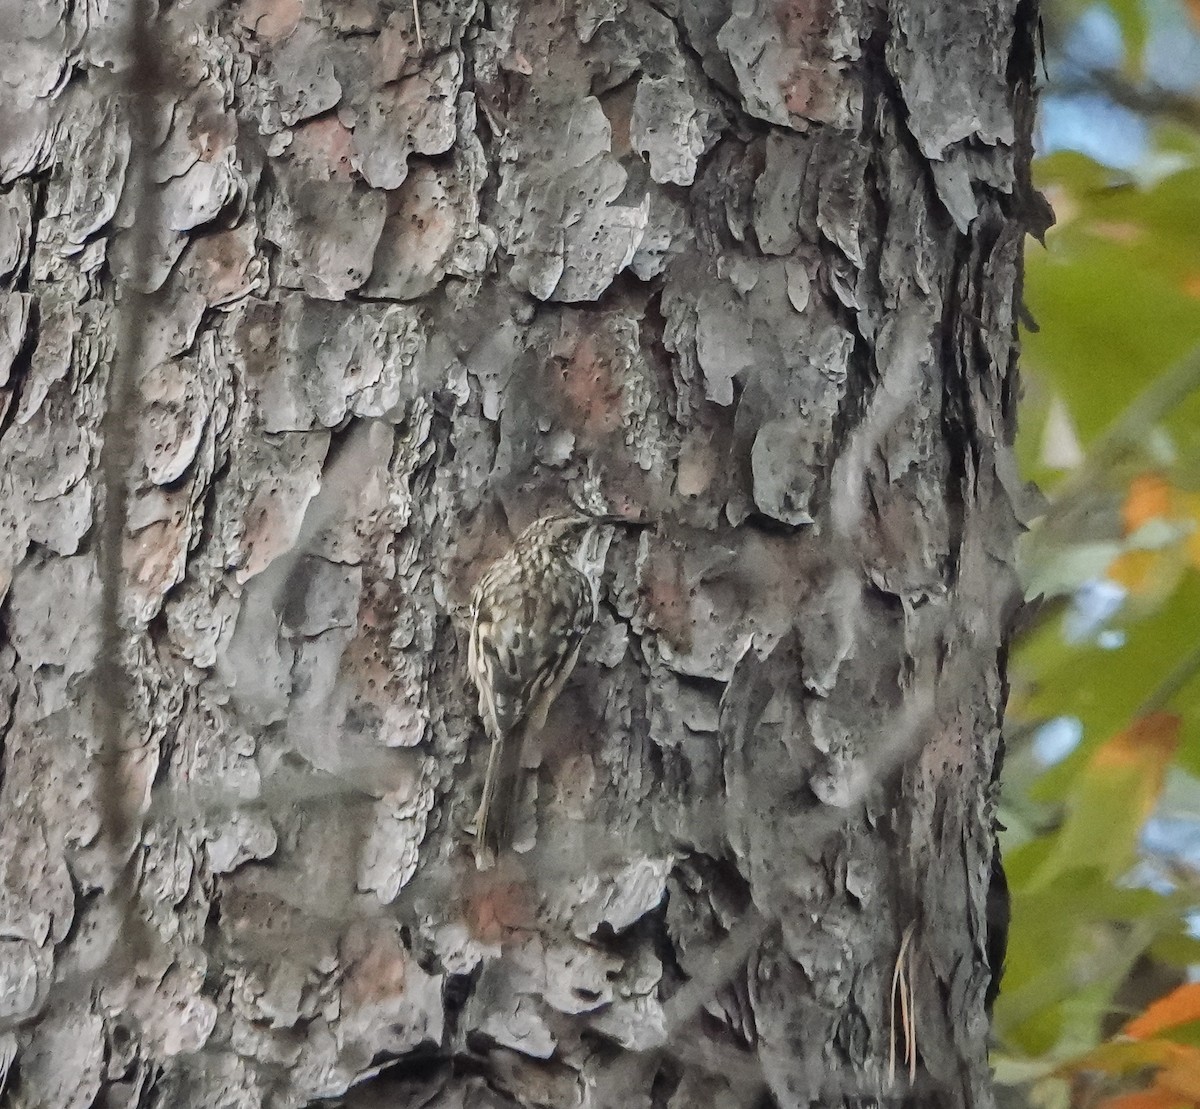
[{"left": 0, "top": 0, "right": 1039, "bottom": 1106}]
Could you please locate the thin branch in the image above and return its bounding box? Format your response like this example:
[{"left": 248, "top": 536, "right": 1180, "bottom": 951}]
[
  {"left": 1048, "top": 345, "right": 1200, "bottom": 511},
  {"left": 1054, "top": 68, "right": 1200, "bottom": 133},
  {"left": 1138, "top": 637, "right": 1200, "bottom": 717}
]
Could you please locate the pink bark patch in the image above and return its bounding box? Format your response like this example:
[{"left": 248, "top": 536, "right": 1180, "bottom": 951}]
[
  {"left": 639, "top": 544, "right": 692, "bottom": 654},
  {"left": 396, "top": 166, "right": 456, "bottom": 258},
  {"left": 125, "top": 505, "right": 190, "bottom": 617},
  {"left": 239, "top": 0, "right": 302, "bottom": 41},
  {"left": 342, "top": 922, "right": 409, "bottom": 1007},
  {"left": 465, "top": 871, "right": 534, "bottom": 944},
  {"left": 774, "top": 0, "right": 840, "bottom": 124},
  {"left": 776, "top": 0, "right": 827, "bottom": 43},
  {"left": 554, "top": 333, "right": 624, "bottom": 442},
  {"left": 184, "top": 224, "right": 259, "bottom": 306},
  {"left": 289, "top": 116, "right": 356, "bottom": 181}
]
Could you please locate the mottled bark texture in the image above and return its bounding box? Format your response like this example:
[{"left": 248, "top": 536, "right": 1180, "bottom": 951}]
[{"left": 0, "top": 0, "right": 1038, "bottom": 1105}]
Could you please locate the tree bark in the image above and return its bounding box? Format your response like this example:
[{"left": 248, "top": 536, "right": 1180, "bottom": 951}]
[{"left": 0, "top": 0, "right": 1040, "bottom": 1106}]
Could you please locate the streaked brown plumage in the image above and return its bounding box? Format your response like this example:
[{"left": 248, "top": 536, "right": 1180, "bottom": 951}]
[{"left": 467, "top": 511, "right": 634, "bottom": 868}]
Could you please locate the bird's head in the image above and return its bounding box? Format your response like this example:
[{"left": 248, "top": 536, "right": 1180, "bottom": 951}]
[{"left": 516, "top": 510, "right": 647, "bottom": 557}]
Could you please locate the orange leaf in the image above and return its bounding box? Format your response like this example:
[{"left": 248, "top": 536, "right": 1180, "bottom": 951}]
[
  {"left": 1108, "top": 548, "right": 1161, "bottom": 594},
  {"left": 1068, "top": 1038, "right": 1183, "bottom": 1076},
  {"left": 1096, "top": 1092, "right": 1192, "bottom": 1109},
  {"left": 1124, "top": 473, "right": 1173, "bottom": 534},
  {"left": 1188, "top": 0, "right": 1200, "bottom": 33},
  {"left": 1175, "top": 492, "right": 1200, "bottom": 570},
  {"left": 1159, "top": 1047, "right": 1200, "bottom": 1100},
  {"left": 1092, "top": 712, "right": 1180, "bottom": 781},
  {"left": 1127, "top": 985, "right": 1200, "bottom": 1040},
  {"left": 1032, "top": 714, "right": 1180, "bottom": 888}
]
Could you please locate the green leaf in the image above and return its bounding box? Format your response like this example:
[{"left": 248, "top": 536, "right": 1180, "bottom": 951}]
[
  {"left": 1029, "top": 715, "right": 1178, "bottom": 888},
  {"left": 1108, "top": 0, "right": 1148, "bottom": 73},
  {"left": 1148, "top": 931, "right": 1200, "bottom": 970},
  {"left": 1157, "top": 1018, "right": 1200, "bottom": 1049},
  {"left": 1024, "top": 163, "right": 1200, "bottom": 456},
  {"left": 1013, "top": 572, "right": 1200, "bottom": 802},
  {"left": 1024, "top": 247, "right": 1200, "bottom": 448},
  {"left": 998, "top": 886, "right": 1166, "bottom": 1056}
]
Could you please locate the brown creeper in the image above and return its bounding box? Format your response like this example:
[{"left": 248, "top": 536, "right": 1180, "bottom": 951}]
[{"left": 467, "top": 510, "right": 642, "bottom": 867}]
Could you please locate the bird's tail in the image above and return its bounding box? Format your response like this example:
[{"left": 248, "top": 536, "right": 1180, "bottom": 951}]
[{"left": 472, "top": 720, "right": 528, "bottom": 869}]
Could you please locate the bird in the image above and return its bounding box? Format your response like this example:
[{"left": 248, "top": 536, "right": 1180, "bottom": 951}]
[{"left": 466, "top": 509, "right": 643, "bottom": 868}]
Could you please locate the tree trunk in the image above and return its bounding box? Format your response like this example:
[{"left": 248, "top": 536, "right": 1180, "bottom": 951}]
[{"left": 0, "top": 0, "right": 1039, "bottom": 1106}]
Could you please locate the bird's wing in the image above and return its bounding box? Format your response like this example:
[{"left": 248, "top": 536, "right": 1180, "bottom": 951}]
[
  {"left": 471, "top": 563, "right": 591, "bottom": 738},
  {"left": 521, "top": 569, "right": 591, "bottom": 731}
]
